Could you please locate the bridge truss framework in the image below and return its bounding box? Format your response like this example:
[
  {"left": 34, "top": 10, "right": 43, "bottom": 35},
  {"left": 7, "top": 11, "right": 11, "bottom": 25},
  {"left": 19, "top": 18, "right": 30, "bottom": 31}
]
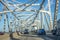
[{"left": 0, "top": 0, "right": 59, "bottom": 33}]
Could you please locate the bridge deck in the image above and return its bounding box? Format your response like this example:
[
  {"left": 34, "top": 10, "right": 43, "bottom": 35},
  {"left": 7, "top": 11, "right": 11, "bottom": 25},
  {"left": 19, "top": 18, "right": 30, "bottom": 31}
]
[{"left": 0, "top": 33, "right": 60, "bottom": 40}]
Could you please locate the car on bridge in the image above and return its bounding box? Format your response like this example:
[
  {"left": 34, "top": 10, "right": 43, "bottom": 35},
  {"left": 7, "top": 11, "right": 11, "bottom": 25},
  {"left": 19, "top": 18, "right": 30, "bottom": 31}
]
[
  {"left": 37, "top": 29, "right": 46, "bottom": 35},
  {"left": 51, "top": 29, "right": 57, "bottom": 35},
  {"left": 0, "top": 32, "right": 4, "bottom": 35},
  {"left": 52, "top": 19, "right": 60, "bottom": 36},
  {"left": 24, "top": 29, "right": 29, "bottom": 34},
  {"left": 52, "top": 28, "right": 60, "bottom": 36}
]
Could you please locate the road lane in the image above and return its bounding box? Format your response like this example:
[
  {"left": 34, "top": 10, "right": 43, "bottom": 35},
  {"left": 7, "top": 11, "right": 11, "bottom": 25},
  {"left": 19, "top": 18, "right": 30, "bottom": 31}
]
[
  {"left": 18, "top": 34, "right": 54, "bottom": 40},
  {"left": 0, "top": 33, "right": 59, "bottom": 40}
]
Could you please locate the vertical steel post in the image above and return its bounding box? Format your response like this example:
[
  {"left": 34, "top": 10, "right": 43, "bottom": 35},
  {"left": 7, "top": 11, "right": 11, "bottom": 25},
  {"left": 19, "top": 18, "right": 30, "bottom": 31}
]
[
  {"left": 53, "top": 0, "right": 59, "bottom": 29},
  {"left": 4, "top": 13, "right": 6, "bottom": 32},
  {"left": 48, "top": 0, "right": 53, "bottom": 30}
]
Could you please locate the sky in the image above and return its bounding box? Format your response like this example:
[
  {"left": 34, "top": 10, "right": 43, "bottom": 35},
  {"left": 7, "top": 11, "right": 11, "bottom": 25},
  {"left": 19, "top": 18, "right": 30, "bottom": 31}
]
[{"left": 0, "top": 0, "right": 60, "bottom": 32}]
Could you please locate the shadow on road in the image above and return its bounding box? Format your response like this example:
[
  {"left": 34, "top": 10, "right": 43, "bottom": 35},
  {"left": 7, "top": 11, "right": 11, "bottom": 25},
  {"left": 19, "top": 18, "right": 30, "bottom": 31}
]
[
  {"left": 10, "top": 38, "right": 20, "bottom": 40},
  {"left": 19, "top": 34, "right": 56, "bottom": 40},
  {"left": 9, "top": 33, "right": 60, "bottom": 40}
]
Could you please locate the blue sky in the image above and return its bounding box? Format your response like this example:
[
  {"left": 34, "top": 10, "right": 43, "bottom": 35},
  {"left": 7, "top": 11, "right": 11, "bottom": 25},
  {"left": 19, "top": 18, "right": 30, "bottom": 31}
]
[{"left": 0, "top": 0, "right": 60, "bottom": 32}]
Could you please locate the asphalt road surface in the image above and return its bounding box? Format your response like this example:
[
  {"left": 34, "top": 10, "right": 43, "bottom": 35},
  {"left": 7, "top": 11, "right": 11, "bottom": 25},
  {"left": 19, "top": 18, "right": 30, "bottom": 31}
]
[
  {"left": 0, "top": 33, "right": 60, "bottom": 40},
  {"left": 10, "top": 34, "right": 60, "bottom": 40}
]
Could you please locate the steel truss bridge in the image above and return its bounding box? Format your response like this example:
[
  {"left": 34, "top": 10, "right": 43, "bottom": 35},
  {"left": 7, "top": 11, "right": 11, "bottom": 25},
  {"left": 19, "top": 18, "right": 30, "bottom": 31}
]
[{"left": 0, "top": 0, "right": 60, "bottom": 39}]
